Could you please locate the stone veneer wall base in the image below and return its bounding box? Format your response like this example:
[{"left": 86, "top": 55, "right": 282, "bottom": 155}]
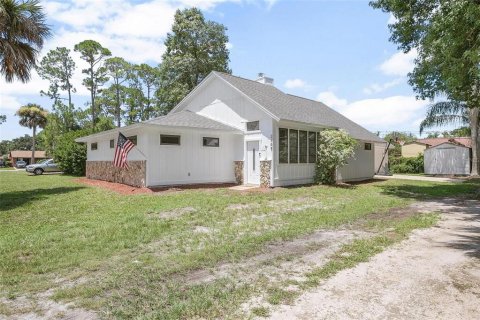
[
  {"left": 86, "top": 161, "right": 146, "bottom": 187},
  {"left": 234, "top": 161, "right": 244, "bottom": 185},
  {"left": 260, "top": 160, "right": 272, "bottom": 188}
]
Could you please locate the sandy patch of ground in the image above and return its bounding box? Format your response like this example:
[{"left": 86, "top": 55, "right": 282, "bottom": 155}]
[
  {"left": 147, "top": 206, "right": 197, "bottom": 219},
  {"left": 268, "top": 198, "right": 480, "bottom": 319}
]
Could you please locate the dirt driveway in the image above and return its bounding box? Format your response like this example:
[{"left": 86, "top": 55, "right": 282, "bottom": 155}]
[{"left": 269, "top": 198, "right": 480, "bottom": 319}]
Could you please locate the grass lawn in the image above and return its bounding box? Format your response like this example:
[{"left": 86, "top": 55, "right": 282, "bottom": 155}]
[{"left": 0, "top": 172, "right": 478, "bottom": 319}]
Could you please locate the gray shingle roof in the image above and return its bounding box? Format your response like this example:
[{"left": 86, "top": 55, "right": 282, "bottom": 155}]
[
  {"left": 214, "top": 72, "right": 384, "bottom": 142},
  {"left": 145, "top": 111, "right": 239, "bottom": 131}
]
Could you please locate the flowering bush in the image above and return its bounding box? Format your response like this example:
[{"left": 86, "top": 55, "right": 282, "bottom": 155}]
[{"left": 315, "top": 129, "right": 357, "bottom": 185}]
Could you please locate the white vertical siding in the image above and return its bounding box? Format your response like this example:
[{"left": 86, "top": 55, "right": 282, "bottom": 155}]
[
  {"left": 337, "top": 143, "right": 375, "bottom": 181},
  {"left": 86, "top": 129, "right": 147, "bottom": 162},
  {"left": 145, "top": 127, "right": 241, "bottom": 186},
  {"left": 424, "top": 143, "right": 470, "bottom": 175}
]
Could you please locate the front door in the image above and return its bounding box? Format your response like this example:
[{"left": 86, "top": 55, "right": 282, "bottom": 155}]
[{"left": 246, "top": 141, "right": 260, "bottom": 185}]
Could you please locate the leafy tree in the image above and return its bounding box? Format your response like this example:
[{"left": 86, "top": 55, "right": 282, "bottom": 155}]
[
  {"left": 157, "top": 8, "right": 231, "bottom": 113},
  {"left": 53, "top": 129, "right": 89, "bottom": 176},
  {"left": 426, "top": 132, "right": 440, "bottom": 139},
  {"left": 0, "top": 115, "right": 5, "bottom": 124},
  {"left": 74, "top": 40, "right": 111, "bottom": 128},
  {"left": 125, "top": 63, "right": 160, "bottom": 122},
  {"left": 314, "top": 130, "right": 357, "bottom": 185},
  {"left": 0, "top": 0, "right": 50, "bottom": 82},
  {"left": 15, "top": 104, "right": 48, "bottom": 163},
  {"left": 444, "top": 127, "right": 471, "bottom": 137},
  {"left": 370, "top": 0, "right": 480, "bottom": 175},
  {"left": 37, "top": 47, "right": 77, "bottom": 130},
  {"left": 103, "top": 57, "right": 131, "bottom": 127},
  {"left": 0, "top": 134, "right": 43, "bottom": 155}
]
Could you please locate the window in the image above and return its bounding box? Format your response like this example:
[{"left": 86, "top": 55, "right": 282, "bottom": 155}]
[
  {"left": 308, "top": 132, "right": 316, "bottom": 163},
  {"left": 91, "top": 142, "right": 98, "bottom": 150},
  {"left": 203, "top": 137, "right": 219, "bottom": 147},
  {"left": 365, "top": 143, "right": 372, "bottom": 151},
  {"left": 246, "top": 121, "right": 260, "bottom": 131},
  {"left": 289, "top": 129, "right": 298, "bottom": 163},
  {"left": 299, "top": 130, "right": 308, "bottom": 163},
  {"left": 160, "top": 134, "right": 181, "bottom": 145},
  {"left": 279, "top": 128, "right": 289, "bottom": 164},
  {"left": 110, "top": 139, "right": 114, "bottom": 148},
  {"left": 127, "top": 135, "right": 137, "bottom": 145}
]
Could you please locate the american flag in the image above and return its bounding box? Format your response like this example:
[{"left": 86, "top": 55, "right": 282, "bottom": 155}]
[{"left": 113, "top": 133, "right": 135, "bottom": 168}]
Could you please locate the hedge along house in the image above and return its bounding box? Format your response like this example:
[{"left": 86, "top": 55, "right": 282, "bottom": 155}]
[{"left": 76, "top": 72, "right": 385, "bottom": 188}]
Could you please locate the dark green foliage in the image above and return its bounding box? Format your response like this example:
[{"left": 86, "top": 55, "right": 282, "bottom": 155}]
[
  {"left": 52, "top": 130, "right": 89, "bottom": 176},
  {"left": 315, "top": 130, "right": 357, "bottom": 185},
  {"left": 157, "top": 8, "right": 231, "bottom": 113},
  {"left": 390, "top": 154, "right": 424, "bottom": 174}
]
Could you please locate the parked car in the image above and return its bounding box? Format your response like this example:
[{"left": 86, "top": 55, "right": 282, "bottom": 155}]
[
  {"left": 16, "top": 160, "right": 27, "bottom": 168},
  {"left": 26, "top": 159, "right": 61, "bottom": 175}
]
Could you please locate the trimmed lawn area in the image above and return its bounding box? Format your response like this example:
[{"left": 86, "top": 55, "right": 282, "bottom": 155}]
[{"left": 1, "top": 172, "right": 478, "bottom": 318}]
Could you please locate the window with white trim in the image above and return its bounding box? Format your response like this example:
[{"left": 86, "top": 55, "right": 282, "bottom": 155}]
[
  {"left": 203, "top": 137, "right": 219, "bottom": 147},
  {"left": 160, "top": 135, "right": 180, "bottom": 145}
]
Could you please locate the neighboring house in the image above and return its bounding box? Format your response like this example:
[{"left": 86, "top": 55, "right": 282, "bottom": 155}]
[
  {"left": 401, "top": 137, "right": 471, "bottom": 158},
  {"left": 424, "top": 139, "right": 472, "bottom": 175},
  {"left": 76, "top": 72, "right": 385, "bottom": 188},
  {"left": 9, "top": 150, "right": 47, "bottom": 166},
  {"left": 401, "top": 141, "right": 428, "bottom": 158}
]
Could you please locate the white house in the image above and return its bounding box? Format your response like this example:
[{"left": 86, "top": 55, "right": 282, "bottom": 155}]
[
  {"left": 76, "top": 72, "right": 385, "bottom": 187},
  {"left": 424, "top": 141, "right": 472, "bottom": 175}
]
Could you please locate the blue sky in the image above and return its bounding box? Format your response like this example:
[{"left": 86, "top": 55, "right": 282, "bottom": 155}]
[{"left": 0, "top": 0, "right": 443, "bottom": 141}]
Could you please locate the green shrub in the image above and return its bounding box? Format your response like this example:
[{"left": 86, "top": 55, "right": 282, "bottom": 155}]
[
  {"left": 315, "top": 129, "right": 357, "bottom": 184},
  {"left": 53, "top": 129, "right": 89, "bottom": 176},
  {"left": 390, "top": 154, "right": 424, "bottom": 174}
]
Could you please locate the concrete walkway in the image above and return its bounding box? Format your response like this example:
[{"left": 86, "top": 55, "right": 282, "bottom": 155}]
[{"left": 374, "top": 174, "right": 462, "bottom": 183}]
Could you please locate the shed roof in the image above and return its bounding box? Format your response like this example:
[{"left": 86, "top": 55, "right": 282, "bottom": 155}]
[
  {"left": 213, "top": 72, "right": 384, "bottom": 143},
  {"left": 416, "top": 137, "right": 471, "bottom": 148}
]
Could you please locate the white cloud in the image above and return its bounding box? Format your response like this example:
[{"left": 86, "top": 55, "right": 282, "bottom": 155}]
[
  {"left": 0, "top": 94, "right": 22, "bottom": 111},
  {"left": 284, "top": 78, "right": 307, "bottom": 89},
  {"left": 317, "top": 91, "right": 348, "bottom": 108},
  {"left": 265, "top": 0, "right": 278, "bottom": 9},
  {"left": 379, "top": 49, "right": 417, "bottom": 77},
  {"left": 316, "top": 91, "right": 428, "bottom": 130},
  {"left": 363, "top": 78, "right": 403, "bottom": 95}
]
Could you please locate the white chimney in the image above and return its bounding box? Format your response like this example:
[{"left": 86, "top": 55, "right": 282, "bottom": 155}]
[{"left": 256, "top": 73, "right": 274, "bottom": 85}]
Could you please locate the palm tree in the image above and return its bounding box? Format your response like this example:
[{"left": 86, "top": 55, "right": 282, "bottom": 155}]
[
  {"left": 420, "top": 101, "right": 480, "bottom": 176},
  {"left": 0, "top": 0, "right": 51, "bottom": 83},
  {"left": 16, "top": 104, "right": 48, "bottom": 163}
]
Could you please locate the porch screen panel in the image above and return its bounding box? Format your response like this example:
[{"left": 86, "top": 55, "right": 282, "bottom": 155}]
[
  {"left": 279, "top": 128, "right": 289, "bottom": 163},
  {"left": 289, "top": 129, "right": 298, "bottom": 163},
  {"left": 308, "top": 132, "right": 316, "bottom": 163},
  {"left": 299, "top": 131, "right": 308, "bottom": 163}
]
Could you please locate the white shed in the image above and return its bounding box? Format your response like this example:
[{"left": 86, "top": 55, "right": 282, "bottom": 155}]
[{"left": 424, "top": 142, "right": 471, "bottom": 175}]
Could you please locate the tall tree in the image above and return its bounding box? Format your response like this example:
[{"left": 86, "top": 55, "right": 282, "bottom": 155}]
[
  {"left": 370, "top": 0, "right": 480, "bottom": 175},
  {"left": 37, "top": 47, "right": 77, "bottom": 130},
  {"left": 15, "top": 104, "right": 48, "bottom": 163},
  {"left": 0, "top": 115, "right": 5, "bottom": 124},
  {"left": 74, "top": 40, "right": 111, "bottom": 128},
  {"left": 125, "top": 63, "right": 160, "bottom": 122},
  {"left": 157, "top": 8, "right": 230, "bottom": 113},
  {"left": 420, "top": 101, "right": 472, "bottom": 134},
  {"left": 0, "top": 0, "right": 50, "bottom": 82},
  {"left": 104, "top": 57, "right": 130, "bottom": 127}
]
